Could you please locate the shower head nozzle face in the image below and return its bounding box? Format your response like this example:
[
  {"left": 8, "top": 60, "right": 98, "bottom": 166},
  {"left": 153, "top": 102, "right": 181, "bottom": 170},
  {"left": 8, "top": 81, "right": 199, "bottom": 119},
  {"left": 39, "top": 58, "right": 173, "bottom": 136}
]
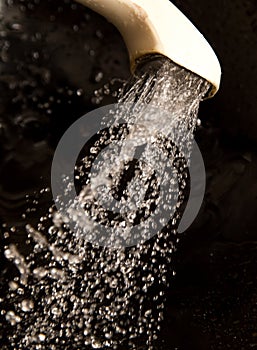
[{"left": 76, "top": 0, "right": 221, "bottom": 98}]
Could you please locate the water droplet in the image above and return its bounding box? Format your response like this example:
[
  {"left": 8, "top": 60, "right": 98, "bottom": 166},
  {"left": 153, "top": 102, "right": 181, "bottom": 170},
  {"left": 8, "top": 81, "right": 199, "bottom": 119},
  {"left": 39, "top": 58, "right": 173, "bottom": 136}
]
[
  {"left": 95, "top": 30, "right": 103, "bottom": 39},
  {"left": 38, "top": 333, "right": 46, "bottom": 342},
  {"left": 95, "top": 72, "right": 103, "bottom": 83},
  {"left": 76, "top": 89, "right": 84, "bottom": 96},
  {"left": 20, "top": 299, "right": 34, "bottom": 312},
  {"left": 6, "top": 311, "right": 21, "bottom": 325},
  {"left": 9, "top": 281, "right": 18, "bottom": 291},
  {"left": 92, "top": 338, "right": 102, "bottom": 348},
  {"left": 10, "top": 23, "right": 23, "bottom": 31},
  {"left": 51, "top": 307, "right": 62, "bottom": 316}
]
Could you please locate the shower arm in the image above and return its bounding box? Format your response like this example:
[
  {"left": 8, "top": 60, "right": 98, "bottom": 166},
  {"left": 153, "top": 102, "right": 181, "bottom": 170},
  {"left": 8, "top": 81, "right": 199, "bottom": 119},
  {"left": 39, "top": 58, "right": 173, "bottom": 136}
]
[{"left": 75, "top": 0, "right": 221, "bottom": 98}]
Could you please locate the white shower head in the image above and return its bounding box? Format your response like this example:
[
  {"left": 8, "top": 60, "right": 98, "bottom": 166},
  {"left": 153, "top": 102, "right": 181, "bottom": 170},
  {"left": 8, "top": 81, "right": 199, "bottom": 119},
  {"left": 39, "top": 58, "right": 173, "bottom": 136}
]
[{"left": 76, "top": 0, "right": 221, "bottom": 97}]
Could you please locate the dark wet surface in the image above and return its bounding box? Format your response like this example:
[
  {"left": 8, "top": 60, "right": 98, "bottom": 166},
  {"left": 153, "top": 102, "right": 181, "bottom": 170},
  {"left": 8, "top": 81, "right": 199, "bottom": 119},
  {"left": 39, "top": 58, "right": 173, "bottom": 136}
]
[{"left": 1, "top": 0, "right": 257, "bottom": 349}]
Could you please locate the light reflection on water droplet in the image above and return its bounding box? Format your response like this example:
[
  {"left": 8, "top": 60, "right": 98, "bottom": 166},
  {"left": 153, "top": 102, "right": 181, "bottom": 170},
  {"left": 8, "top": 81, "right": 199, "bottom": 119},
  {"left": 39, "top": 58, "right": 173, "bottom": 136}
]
[
  {"left": 38, "top": 333, "right": 46, "bottom": 342},
  {"left": 20, "top": 299, "right": 34, "bottom": 312}
]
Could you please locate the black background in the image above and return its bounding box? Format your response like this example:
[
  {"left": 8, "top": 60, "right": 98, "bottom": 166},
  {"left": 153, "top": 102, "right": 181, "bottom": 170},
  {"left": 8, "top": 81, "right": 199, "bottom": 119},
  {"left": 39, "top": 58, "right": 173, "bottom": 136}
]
[{"left": 0, "top": 0, "right": 257, "bottom": 349}]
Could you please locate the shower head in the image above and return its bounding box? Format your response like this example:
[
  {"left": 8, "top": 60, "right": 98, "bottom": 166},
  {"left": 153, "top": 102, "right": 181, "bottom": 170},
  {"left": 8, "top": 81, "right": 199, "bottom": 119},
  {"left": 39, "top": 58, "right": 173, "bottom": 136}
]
[{"left": 76, "top": 0, "right": 221, "bottom": 98}]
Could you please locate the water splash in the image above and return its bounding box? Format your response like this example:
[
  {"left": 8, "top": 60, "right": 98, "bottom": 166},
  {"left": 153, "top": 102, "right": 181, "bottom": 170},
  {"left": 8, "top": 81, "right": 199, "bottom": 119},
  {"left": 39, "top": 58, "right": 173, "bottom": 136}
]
[{"left": 2, "top": 58, "right": 209, "bottom": 349}]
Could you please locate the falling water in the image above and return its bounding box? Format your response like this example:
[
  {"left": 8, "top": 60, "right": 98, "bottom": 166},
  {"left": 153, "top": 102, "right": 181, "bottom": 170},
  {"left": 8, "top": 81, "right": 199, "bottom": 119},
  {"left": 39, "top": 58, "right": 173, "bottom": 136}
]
[{"left": 2, "top": 55, "right": 209, "bottom": 349}]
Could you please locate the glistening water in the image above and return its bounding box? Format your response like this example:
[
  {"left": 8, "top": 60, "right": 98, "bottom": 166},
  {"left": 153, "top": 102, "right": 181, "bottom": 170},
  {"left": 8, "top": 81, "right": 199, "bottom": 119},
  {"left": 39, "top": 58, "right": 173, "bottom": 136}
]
[{"left": 1, "top": 55, "right": 209, "bottom": 349}]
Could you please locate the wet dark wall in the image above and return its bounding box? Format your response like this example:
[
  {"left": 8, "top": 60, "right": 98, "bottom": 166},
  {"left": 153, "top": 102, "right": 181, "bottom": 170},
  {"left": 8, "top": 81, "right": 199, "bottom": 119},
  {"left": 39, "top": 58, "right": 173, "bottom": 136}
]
[
  {"left": 0, "top": 0, "right": 257, "bottom": 349},
  {"left": 174, "top": 0, "right": 257, "bottom": 141},
  {"left": 168, "top": 0, "right": 257, "bottom": 240},
  {"left": 163, "top": 1, "right": 257, "bottom": 349},
  {"left": 0, "top": 0, "right": 130, "bottom": 224}
]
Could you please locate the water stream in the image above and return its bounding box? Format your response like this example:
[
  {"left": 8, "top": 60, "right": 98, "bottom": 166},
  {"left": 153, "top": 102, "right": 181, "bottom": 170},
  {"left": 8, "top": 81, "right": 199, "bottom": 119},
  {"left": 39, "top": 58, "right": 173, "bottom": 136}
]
[{"left": 1, "top": 56, "right": 209, "bottom": 349}]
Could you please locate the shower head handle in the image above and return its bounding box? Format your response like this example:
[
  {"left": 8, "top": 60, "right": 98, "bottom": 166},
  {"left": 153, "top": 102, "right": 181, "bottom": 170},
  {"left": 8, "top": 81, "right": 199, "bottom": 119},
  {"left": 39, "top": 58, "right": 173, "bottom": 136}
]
[{"left": 76, "top": 0, "right": 221, "bottom": 98}]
